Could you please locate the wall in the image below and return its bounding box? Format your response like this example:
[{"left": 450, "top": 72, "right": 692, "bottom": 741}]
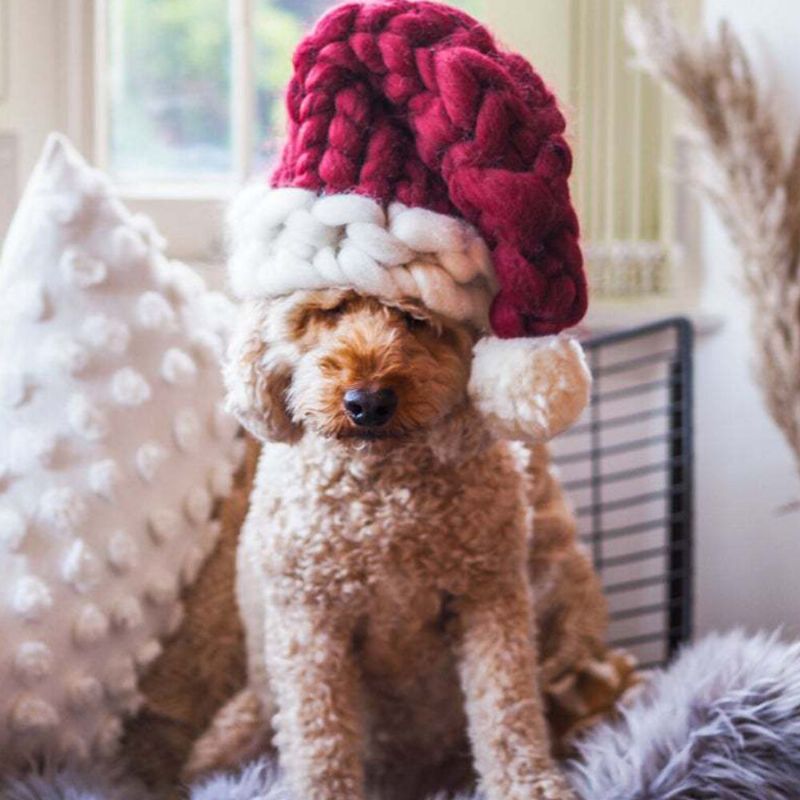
[
  {"left": 0, "top": 1, "right": 61, "bottom": 211},
  {"left": 694, "top": 0, "right": 800, "bottom": 638}
]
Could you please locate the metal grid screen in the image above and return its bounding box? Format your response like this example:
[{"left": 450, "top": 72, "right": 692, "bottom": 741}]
[{"left": 550, "top": 318, "right": 694, "bottom": 668}]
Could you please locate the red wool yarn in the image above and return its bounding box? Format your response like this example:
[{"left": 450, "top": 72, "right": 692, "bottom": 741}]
[{"left": 266, "top": 0, "right": 587, "bottom": 337}]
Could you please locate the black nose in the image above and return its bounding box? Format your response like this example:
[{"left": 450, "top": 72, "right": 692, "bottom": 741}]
[{"left": 343, "top": 387, "right": 398, "bottom": 427}]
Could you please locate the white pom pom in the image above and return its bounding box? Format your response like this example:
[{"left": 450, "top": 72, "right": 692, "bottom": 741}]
[
  {"left": 469, "top": 336, "right": 591, "bottom": 443},
  {"left": 111, "top": 226, "right": 147, "bottom": 269},
  {"left": 230, "top": 437, "right": 247, "bottom": 467},
  {"left": 135, "top": 441, "right": 168, "bottom": 482},
  {"left": 184, "top": 485, "right": 212, "bottom": 525},
  {"left": 39, "top": 333, "right": 90, "bottom": 375},
  {"left": 137, "top": 291, "right": 176, "bottom": 331},
  {"left": 14, "top": 641, "right": 53, "bottom": 685},
  {"left": 161, "top": 347, "right": 197, "bottom": 386},
  {"left": 10, "top": 695, "right": 59, "bottom": 734},
  {"left": 110, "top": 596, "right": 143, "bottom": 632},
  {"left": 181, "top": 544, "right": 206, "bottom": 586},
  {"left": 13, "top": 576, "right": 53, "bottom": 621},
  {"left": 145, "top": 570, "right": 178, "bottom": 606},
  {"left": 107, "top": 530, "right": 139, "bottom": 573},
  {"left": 190, "top": 329, "right": 224, "bottom": 364},
  {"left": 106, "top": 655, "right": 137, "bottom": 697},
  {"left": 164, "top": 604, "right": 185, "bottom": 636},
  {"left": 62, "top": 539, "right": 103, "bottom": 593},
  {"left": 38, "top": 486, "right": 88, "bottom": 534},
  {"left": 72, "top": 603, "right": 109, "bottom": 646},
  {"left": 81, "top": 314, "right": 130, "bottom": 354},
  {"left": 209, "top": 462, "right": 234, "bottom": 498},
  {"left": 135, "top": 639, "right": 163, "bottom": 670},
  {"left": 88, "top": 458, "right": 121, "bottom": 500},
  {"left": 8, "top": 428, "right": 59, "bottom": 472},
  {"left": 148, "top": 508, "right": 180, "bottom": 544},
  {"left": 94, "top": 715, "right": 123, "bottom": 757},
  {"left": 173, "top": 408, "right": 201, "bottom": 452},
  {"left": 60, "top": 732, "right": 90, "bottom": 761},
  {"left": 111, "top": 367, "right": 152, "bottom": 406},
  {"left": 66, "top": 674, "right": 103, "bottom": 711},
  {"left": 130, "top": 212, "right": 167, "bottom": 251},
  {"left": 0, "top": 506, "right": 27, "bottom": 550},
  {"left": 60, "top": 247, "right": 107, "bottom": 288},
  {"left": 67, "top": 394, "right": 109, "bottom": 441},
  {"left": 213, "top": 402, "right": 239, "bottom": 441},
  {"left": 158, "top": 259, "right": 207, "bottom": 300}
]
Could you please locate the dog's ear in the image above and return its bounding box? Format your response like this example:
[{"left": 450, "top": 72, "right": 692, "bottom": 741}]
[
  {"left": 468, "top": 335, "right": 591, "bottom": 443},
  {"left": 223, "top": 300, "right": 302, "bottom": 444}
]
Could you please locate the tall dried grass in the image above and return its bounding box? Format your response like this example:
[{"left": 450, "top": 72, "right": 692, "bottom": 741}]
[{"left": 626, "top": 0, "right": 800, "bottom": 472}]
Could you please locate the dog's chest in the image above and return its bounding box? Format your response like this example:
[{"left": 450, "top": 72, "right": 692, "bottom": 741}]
[{"left": 249, "top": 440, "right": 523, "bottom": 605}]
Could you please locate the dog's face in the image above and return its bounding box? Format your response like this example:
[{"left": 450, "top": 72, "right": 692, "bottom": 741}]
[{"left": 225, "top": 289, "right": 476, "bottom": 446}]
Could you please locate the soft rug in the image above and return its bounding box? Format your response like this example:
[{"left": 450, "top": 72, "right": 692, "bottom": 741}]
[{"left": 6, "top": 630, "right": 800, "bottom": 800}]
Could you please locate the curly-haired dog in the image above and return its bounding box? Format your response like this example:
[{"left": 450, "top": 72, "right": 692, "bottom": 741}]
[{"left": 184, "top": 289, "right": 636, "bottom": 800}]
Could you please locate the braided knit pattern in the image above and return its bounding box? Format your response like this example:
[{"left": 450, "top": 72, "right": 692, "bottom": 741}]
[
  {"left": 228, "top": 185, "right": 496, "bottom": 330},
  {"left": 271, "top": 0, "right": 586, "bottom": 337}
]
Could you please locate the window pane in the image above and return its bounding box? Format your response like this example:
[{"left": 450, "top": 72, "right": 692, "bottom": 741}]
[
  {"left": 105, "top": 0, "right": 233, "bottom": 182},
  {"left": 252, "top": 0, "right": 486, "bottom": 175}
]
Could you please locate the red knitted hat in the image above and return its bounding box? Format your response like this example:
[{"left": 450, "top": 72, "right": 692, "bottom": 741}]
[{"left": 228, "top": 0, "right": 587, "bottom": 337}]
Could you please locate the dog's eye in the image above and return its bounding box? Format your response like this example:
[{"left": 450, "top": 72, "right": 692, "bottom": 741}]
[
  {"left": 402, "top": 311, "right": 426, "bottom": 331},
  {"left": 319, "top": 301, "right": 348, "bottom": 318}
]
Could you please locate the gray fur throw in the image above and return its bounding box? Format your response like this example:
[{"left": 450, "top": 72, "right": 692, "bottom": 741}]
[{"left": 5, "top": 631, "right": 800, "bottom": 800}]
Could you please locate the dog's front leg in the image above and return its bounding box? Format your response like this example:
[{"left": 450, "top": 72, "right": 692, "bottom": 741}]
[
  {"left": 265, "top": 603, "right": 365, "bottom": 800},
  {"left": 456, "top": 575, "right": 575, "bottom": 800}
]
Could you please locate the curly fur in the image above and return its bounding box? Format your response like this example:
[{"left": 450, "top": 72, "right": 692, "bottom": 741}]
[
  {"left": 569, "top": 630, "right": 800, "bottom": 800},
  {"left": 187, "top": 289, "right": 623, "bottom": 800}
]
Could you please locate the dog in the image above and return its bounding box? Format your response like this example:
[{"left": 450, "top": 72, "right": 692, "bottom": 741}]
[{"left": 186, "top": 289, "right": 633, "bottom": 800}]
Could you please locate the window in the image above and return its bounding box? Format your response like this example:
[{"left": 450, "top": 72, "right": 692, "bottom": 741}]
[
  {"left": 100, "top": 0, "right": 484, "bottom": 183},
  {"left": 88, "top": 0, "right": 484, "bottom": 262},
  {"left": 568, "top": 0, "right": 700, "bottom": 307}
]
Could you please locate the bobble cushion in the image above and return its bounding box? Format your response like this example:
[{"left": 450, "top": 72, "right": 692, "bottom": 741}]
[{"left": 0, "top": 134, "right": 240, "bottom": 768}]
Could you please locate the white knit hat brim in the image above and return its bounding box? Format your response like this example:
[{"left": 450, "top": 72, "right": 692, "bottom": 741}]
[{"left": 227, "top": 186, "right": 498, "bottom": 330}]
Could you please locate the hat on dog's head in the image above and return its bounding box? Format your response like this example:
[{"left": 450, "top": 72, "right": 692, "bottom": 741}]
[{"left": 228, "top": 0, "right": 587, "bottom": 338}]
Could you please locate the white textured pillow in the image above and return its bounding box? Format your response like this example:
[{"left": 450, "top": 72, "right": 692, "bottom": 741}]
[{"left": 0, "top": 134, "right": 240, "bottom": 766}]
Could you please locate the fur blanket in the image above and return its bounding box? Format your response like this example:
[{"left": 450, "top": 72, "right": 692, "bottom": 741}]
[{"left": 5, "top": 630, "right": 800, "bottom": 800}]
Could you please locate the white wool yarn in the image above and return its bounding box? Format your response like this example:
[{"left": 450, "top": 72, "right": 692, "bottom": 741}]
[
  {"left": 0, "top": 134, "right": 240, "bottom": 768},
  {"left": 227, "top": 185, "right": 498, "bottom": 330},
  {"left": 468, "top": 336, "right": 591, "bottom": 443}
]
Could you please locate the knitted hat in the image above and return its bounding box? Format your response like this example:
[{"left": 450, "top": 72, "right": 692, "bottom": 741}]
[{"left": 228, "top": 0, "right": 587, "bottom": 338}]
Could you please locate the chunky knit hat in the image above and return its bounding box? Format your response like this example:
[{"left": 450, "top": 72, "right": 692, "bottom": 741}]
[{"left": 228, "top": 0, "right": 586, "bottom": 338}]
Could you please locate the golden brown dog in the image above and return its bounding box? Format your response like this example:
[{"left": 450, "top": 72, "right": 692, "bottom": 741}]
[{"left": 186, "top": 289, "right": 634, "bottom": 800}]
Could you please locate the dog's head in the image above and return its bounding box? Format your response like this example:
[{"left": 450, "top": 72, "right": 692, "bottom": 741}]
[
  {"left": 225, "top": 289, "right": 591, "bottom": 448},
  {"left": 224, "top": 289, "right": 474, "bottom": 446}
]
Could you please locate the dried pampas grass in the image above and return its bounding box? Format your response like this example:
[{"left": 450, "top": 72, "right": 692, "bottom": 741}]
[{"left": 626, "top": 0, "right": 800, "bottom": 473}]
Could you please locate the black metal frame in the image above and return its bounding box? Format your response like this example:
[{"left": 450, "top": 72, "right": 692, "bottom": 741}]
[{"left": 553, "top": 317, "right": 694, "bottom": 667}]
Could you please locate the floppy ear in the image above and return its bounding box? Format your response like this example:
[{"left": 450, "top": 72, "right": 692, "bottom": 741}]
[
  {"left": 223, "top": 300, "right": 302, "bottom": 443},
  {"left": 468, "top": 335, "right": 591, "bottom": 443}
]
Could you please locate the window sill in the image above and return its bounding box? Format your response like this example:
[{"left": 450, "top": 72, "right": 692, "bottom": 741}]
[
  {"left": 116, "top": 182, "right": 238, "bottom": 202},
  {"left": 581, "top": 299, "right": 724, "bottom": 337}
]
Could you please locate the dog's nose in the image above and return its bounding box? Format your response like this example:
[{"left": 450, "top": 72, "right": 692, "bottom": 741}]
[{"left": 343, "top": 387, "right": 398, "bottom": 427}]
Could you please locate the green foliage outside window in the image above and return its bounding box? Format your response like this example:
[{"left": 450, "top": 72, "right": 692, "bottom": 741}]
[{"left": 108, "top": 0, "right": 484, "bottom": 180}]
